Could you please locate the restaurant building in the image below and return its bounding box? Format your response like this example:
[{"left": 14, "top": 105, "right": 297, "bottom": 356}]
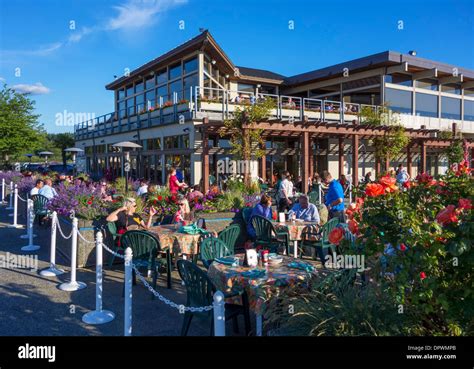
[{"left": 75, "top": 30, "right": 474, "bottom": 192}]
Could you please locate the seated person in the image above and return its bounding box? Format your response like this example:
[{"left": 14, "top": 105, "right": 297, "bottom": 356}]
[
  {"left": 173, "top": 196, "right": 191, "bottom": 224},
  {"left": 38, "top": 178, "right": 58, "bottom": 199},
  {"left": 106, "top": 198, "right": 156, "bottom": 232},
  {"left": 136, "top": 179, "right": 148, "bottom": 196},
  {"left": 30, "top": 179, "right": 44, "bottom": 196},
  {"left": 287, "top": 194, "right": 320, "bottom": 223},
  {"left": 247, "top": 194, "right": 272, "bottom": 240}
]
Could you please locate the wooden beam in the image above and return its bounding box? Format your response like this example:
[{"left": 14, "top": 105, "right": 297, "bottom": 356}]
[
  {"left": 352, "top": 134, "right": 359, "bottom": 186},
  {"left": 412, "top": 68, "right": 438, "bottom": 80},
  {"left": 439, "top": 74, "right": 463, "bottom": 84},
  {"left": 387, "top": 62, "right": 409, "bottom": 75},
  {"left": 338, "top": 137, "right": 345, "bottom": 178}
]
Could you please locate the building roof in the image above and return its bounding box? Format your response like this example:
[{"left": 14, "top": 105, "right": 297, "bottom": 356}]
[{"left": 235, "top": 66, "right": 286, "bottom": 82}]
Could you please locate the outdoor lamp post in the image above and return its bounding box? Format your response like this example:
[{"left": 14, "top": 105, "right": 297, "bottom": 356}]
[
  {"left": 112, "top": 141, "right": 142, "bottom": 194},
  {"left": 38, "top": 151, "right": 54, "bottom": 168},
  {"left": 64, "top": 147, "right": 84, "bottom": 176}
]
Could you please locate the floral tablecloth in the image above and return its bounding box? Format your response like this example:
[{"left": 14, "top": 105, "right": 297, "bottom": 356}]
[
  {"left": 148, "top": 225, "right": 201, "bottom": 255},
  {"left": 274, "top": 221, "right": 319, "bottom": 241},
  {"left": 208, "top": 254, "right": 329, "bottom": 315}
]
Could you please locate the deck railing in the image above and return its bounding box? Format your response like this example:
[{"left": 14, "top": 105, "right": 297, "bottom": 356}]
[{"left": 75, "top": 85, "right": 382, "bottom": 140}]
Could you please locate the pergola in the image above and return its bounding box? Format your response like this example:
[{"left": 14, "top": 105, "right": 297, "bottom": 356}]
[{"left": 199, "top": 117, "right": 474, "bottom": 193}]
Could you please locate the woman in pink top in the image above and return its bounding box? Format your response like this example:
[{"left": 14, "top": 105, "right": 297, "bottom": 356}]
[{"left": 167, "top": 167, "right": 188, "bottom": 194}]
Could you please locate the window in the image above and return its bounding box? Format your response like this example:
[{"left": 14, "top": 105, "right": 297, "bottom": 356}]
[
  {"left": 135, "top": 81, "right": 144, "bottom": 93},
  {"left": 415, "top": 92, "right": 438, "bottom": 117},
  {"left": 464, "top": 100, "right": 474, "bottom": 121},
  {"left": 385, "top": 74, "right": 412, "bottom": 87},
  {"left": 118, "top": 89, "right": 125, "bottom": 100},
  {"left": 118, "top": 101, "right": 126, "bottom": 118},
  {"left": 184, "top": 57, "right": 198, "bottom": 74},
  {"left": 169, "top": 79, "right": 182, "bottom": 98},
  {"left": 146, "top": 90, "right": 156, "bottom": 107},
  {"left": 135, "top": 94, "right": 144, "bottom": 111},
  {"left": 212, "top": 66, "right": 219, "bottom": 80},
  {"left": 385, "top": 88, "right": 412, "bottom": 114},
  {"left": 145, "top": 75, "right": 155, "bottom": 90},
  {"left": 464, "top": 88, "right": 474, "bottom": 97},
  {"left": 126, "top": 84, "right": 134, "bottom": 97},
  {"left": 416, "top": 79, "right": 438, "bottom": 91},
  {"left": 441, "top": 96, "right": 461, "bottom": 120},
  {"left": 165, "top": 136, "right": 179, "bottom": 149},
  {"left": 183, "top": 74, "right": 199, "bottom": 100},
  {"left": 204, "top": 56, "right": 211, "bottom": 74},
  {"left": 237, "top": 83, "right": 254, "bottom": 93},
  {"left": 157, "top": 85, "right": 167, "bottom": 101},
  {"left": 157, "top": 69, "right": 167, "bottom": 85},
  {"left": 126, "top": 98, "right": 135, "bottom": 115},
  {"left": 169, "top": 63, "right": 181, "bottom": 80},
  {"left": 441, "top": 83, "right": 461, "bottom": 95}
]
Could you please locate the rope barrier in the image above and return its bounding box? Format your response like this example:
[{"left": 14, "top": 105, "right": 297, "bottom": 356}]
[
  {"left": 55, "top": 218, "right": 73, "bottom": 240},
  {"left": 17, "top": 194, "right": 27, "bottom": 202}
]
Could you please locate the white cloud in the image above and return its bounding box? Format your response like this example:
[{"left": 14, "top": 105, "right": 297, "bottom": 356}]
[{"left": 11, "top": 82, "right": 51, "bottom": 95}]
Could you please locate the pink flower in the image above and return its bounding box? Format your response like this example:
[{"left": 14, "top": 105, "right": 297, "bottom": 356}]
[
  {"left": 436, "top": 205, "right": 458, "bottom": 226},
  {"left": 420, "top": 272, "right": 427, "bottom": 280}
]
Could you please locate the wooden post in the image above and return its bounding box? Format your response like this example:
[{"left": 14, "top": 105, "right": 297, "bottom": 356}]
[
  {"left": 352, "top": 133, "right": 359, "bottom": 186},
  {"left": 407, "top": 144, "right": 412, "bottom": 178},
  {"left": 420, "top": 141, "right": 427, "bottom": 174},
  {"left": 452, "top": 122, "right": 457, "bottom": 138},
  {"left": 202, "top": 118, "right": 210, "bottom": 193},
  {"left": 338, "top": 137, "right": 345, "bottom": 178},
  {"left": 260, "top": 141, "right": 266, "bottom": 182},
  {"left": 309, "top": 138, "right": 314, "bottom": 179},
  {"left": 301, "top": 131, "right": 309, "bottom": 194}
]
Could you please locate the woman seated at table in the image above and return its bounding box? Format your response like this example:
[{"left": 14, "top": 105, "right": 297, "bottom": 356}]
[
  {"left": 287, "top": 194, "right": 320, "bottom": 223},
  {"left": 106, "top": 197, "right": 156, "bottom": 232},
  {"left": 173, "top": 195, "right": 191, "bottom": 224},
  {"left": 247, "top": 194, "right": 273, "bottom": 240}
]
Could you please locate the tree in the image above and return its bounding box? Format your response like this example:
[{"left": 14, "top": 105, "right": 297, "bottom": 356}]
[
  {"left": 48, "top": 133, "right": 75, "bottom": 166},
  {"left": 221, "top": 98, "right": 275, "bottom": 184},
  {"left": 0, "top": 84, "right": 45, "bottom": 165}
]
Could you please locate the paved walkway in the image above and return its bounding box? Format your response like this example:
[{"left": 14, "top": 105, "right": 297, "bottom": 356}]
[{"left": 0, "top": 200, "right": 248, "bottom": 336}]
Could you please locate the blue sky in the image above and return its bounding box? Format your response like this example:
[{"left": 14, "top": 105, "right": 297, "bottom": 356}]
[{"left": 1, "top": 0, "right": 473, "bottom": 133}]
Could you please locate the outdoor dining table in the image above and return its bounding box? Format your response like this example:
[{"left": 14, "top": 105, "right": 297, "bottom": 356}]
[
  {"left": 208, "top": 253, "right": 331, "bottom": 336},
  {"left": 273, "top": 220, "right": 320, "bottom": 258},
  {"left": 148, "top": 224, "right": 202, "bottom": 256}
]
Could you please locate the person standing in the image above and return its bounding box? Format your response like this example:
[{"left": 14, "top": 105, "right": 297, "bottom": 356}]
[
  {"left": 278, "top": 171, "right": 293, "bottom": 213},
  {"left": 322, "top": 171, "right": 345, "bottom": 223},
  {"left": 396, "top": 164, "right": 409, "bottom": 186},
  {"left": 167, "top": 167, "right": 188, "bottom": 195}
]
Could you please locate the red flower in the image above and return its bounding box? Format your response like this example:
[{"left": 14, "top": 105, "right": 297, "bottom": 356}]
[
  {"left": 458, "top": 198, "right": 472, "bottom": 210},
  {"left": 365, "top": 183, "right": 385, "bottom": 197},
  {"left": 403, "top": 181, "right": 411, "bottom": 189},
  {"left": 416, "top": 172, "right": 433, "bottom": 184},
  {"left": 436, "top": 205, "right": 458, "bottom": 226},
  {"left": 87, "top": 200, "right": 92, "bottom": 205},
  {"left": 157, "top": 195, "right": 163, "bottom": 201},
  {"left": 348, "top": 219, "right": 359, "bottom": 235},
  {"left": 420, "top": 272, "right": 427, "bottom": 280},
  {"left": 399, "top": 243, "right": 407, "bottom": 251},
  {"left": 328, "top": 227, "right": 344, "bottom": 245}
]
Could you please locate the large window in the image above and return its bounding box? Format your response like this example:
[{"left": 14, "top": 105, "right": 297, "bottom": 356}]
[
  {"left": 145, "top": 75, "right": 155, "bottom": 90},
  {"left": 237, "top": 83, "right": 255, "bottom": 93},
  {"left": 135, "top": 94, "right": 144, "bottom": 111},
  {"left": 126, "top": 84, "right": 134, "bottom": 97},
  {"left": 118, "top": 89, "right": 125, "bottom": 100},
  {"left": 184, "top": 57, "right": 198, "bottom": 74},
  {"left": 126, "top": 98, "right": 135, "bottom": 116},
  {"left": 146, "top": 90, "right": 156, "bottom": 107},
  {"left": 415, "top": 92, "right": 438, "bottom": 117},
  {"left": 169, "top": 63, "right": 181, "bottom": 80},
  {"left": 416, "top": 79, "right": 438, "bottom": 91},
  {"left": 441, "top": 96, "right": 461, "bottom": 120},
  {"left": 183, "top": 74, "right": 199, "bottom": 100},
  {"left": 157, "top": 85, "right": 167, "bottom": 101},
  {"left": 135, "top": 81, "right": 144, "bottom": 93},
  {"left": 385, "top": 88, "right": 412, "bottom": 114},
  {"left": 169, "top": 80, "right": 182, "bottom": 98},
  {"left": 464, "top": 100, "right": 474, "bottom": 121},
  {"left": 385, "top": 74, "right": 412, "bottom": 87},
  {"left": 441, "top": 83, "right": 461, "bottom": 95},
  {"left": 157, "top": 69, "right": 167, "bottom": 85}
]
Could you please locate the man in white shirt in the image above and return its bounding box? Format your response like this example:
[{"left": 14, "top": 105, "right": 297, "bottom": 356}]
[
  {"left": 136, "top": 179, "right": 148, "bottom": 196},
  {"left": 278, "top": 171, "right": 294, "bottom": 212},
  {"left": 38, "top": 178, "right": 58, "bottom": 200},
  {"left": 30, "top": 179, "right": 44, "bottom": 196}
]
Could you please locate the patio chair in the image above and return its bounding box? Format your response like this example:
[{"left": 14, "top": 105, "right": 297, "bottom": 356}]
[
  {"left": 177, "top": 259, "right": 250, "bottom": 336},
  {"left": 218, "top": 224, "right": 241, "bottom": 254},
  {"left": 251, "top": 215, "right": 289, "bottom": 254},
  {"left": 242, "top": 207, "right": 253, "bottom": 225},
  {"left": 121, "top": 230, "right": 172, "bottom": 296},
  {"left": 31, "top": 194, "right": 49, "bottom": 225},
  {"left": 200, "top": 237, "right": 233, "bottom": 269},
  {"left": 300, "top": 218, "right": 339, "bottom": 265},
  {"left": 308, "top": 191, "right": 320, "bottom": 205}
]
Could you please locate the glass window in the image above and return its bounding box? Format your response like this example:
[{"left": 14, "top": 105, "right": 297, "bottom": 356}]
[
  {"left": 135, "top": 81, "right": 144, "bottom": 93},
  {"left": 126, "top": 84, "right": 134, "bottom": 97},
  {"left": 385, "top": 88, "right": 412, "bottom": 114},
  {"left": 237, "top": 83, "right": 254, "bottom": 93},
  {"left": 416, "top": 79, "right": 438, "bottom": 91},
  {"left": 145, "top": 75, "right": 155, "bottom": 90},
  {"left": 157, "top": 85, "right": 167, "bottom": 101},
  {"left": 385, "top": 74, "right": 412, "bottom": 87},
  {"left": 126, "top": 98, "right": 135, "bottom": 115},
  {"left": 165, "top": 136, "right": 179, "bottom": 149},
  {"left": 135, "top": 94, "right": 144, "bottom": 111},
  {"left": 157, "top": 69, "right": 167, "bottom": 85},
  {"left": 464, "top": 100, "right": 474, "bottom": 121},
  {"left": 146, "top": 90, "right": 156, "bottom": 108},
  {"left": 169, "top": 79, "right": 182, "bottom": 97},
  {"left": 184, "top": 57, "right": 198, "bottom": 74},
  {"left": 441, "top": 96, "right": 461, "bottom": 120},
  {"left": 441, "top": 83, "right": 461, "bottom": 95},
  {"left": 169, "top": 63, "right": 182, "bottom": 80},
  {"left": 183, "top": 74, "right": 199, "bottom": 100},
  {"left": 118, "top": 89, "right": 125, "bottom": 100},
  {"left": 415, "top": 92, "right": 438, "bottom": 117},
  {"left": 118, "top": 101, "right": 126, "bottom": 118},
  {"left": 181, "top": 135, "right": 190, "bottom": 148}
]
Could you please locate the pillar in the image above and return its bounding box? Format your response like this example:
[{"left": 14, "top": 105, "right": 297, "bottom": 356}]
[
  {"left": 420, "top": 141, "right": 427, "bottom": 174},
  {"left": 301, "top": 131, "right": 310, "bottom": 194},
  {"left": 352, "top": 134, "right": 359, "bottom": 185},
  {"left": 407, "top": 144, "right": 412, "bottom": 178},
  {"left": 338, "top": 137, "right": 345, "bottom": 178},
  {"left": 309, "top": 138, "right": 314, "bottom": 179},
  {"left": 202, "top": 118, "right": 210, "bottom": 193},
  {"left": 260, "top": 141, "right": 267, "bottom": 182}
]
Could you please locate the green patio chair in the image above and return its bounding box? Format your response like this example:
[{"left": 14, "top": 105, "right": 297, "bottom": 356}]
[
  {"left": 200, "top": 237, "right": 233, "bottom": 269},
  {"left": 251, "top": 215, "right": 289, "bottom": 254},
  {"left": 300, "top": 218, "right": 339, "bottom": 265},
  {"left": 308, "top": 191, "right": 320, "bottom": 205},
  {"left": 31, "top": 194, "right": 49, "bottom": 225},
  {"left": 242, "top": 207, "right": 253, "bottom": 224},
  {"left": 177, "top": 259, "right": 250, "bottom": 336},
  {"left": 121, "top": 230, "right": 172, "bottom": 295},
  {"left": 218, "top": 224, "right": 241, "bottom": 254}
]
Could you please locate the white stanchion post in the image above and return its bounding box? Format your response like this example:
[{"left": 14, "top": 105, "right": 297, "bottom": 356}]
[
  {"left": 40, "top": 212, "right": 64, "bottom": 276},
  {"left": 213, "top": 291, "right": 225, "bottom": 336},
  {"left": 8, "top": 185, "right": 23, "bottom": 228},
  {"left": 124, "top": 247, "right": 133, "bottom": 336},
  {"left": 319, "top": 185, "right": 322, "bottom": 206},
  {"left": 20, "top": 194, "right": 36, "bottom": 239},
  {"left": 1, "top": 178, "right": 5, "bottom": 204},
  {"left": 82, "top": 232, "right": 115, "bottom": 325},
  {"left": 6, "top": 181, "right": 13, "bottom": 210},
  {"left": 293, "top": 240, "right": 298, "bottom": 258},
  {"left": 21, "top": 199, "right": 40, "bottom": 251},
  {"left": 59, "top": 218, "right": 86, "bottom": 291}
]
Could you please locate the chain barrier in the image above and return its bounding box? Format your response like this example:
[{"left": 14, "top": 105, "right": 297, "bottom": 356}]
[{"left": 77, "top": 230, "right": 98, "bottom": 245}]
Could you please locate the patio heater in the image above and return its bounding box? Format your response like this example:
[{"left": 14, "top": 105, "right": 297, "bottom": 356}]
[
  {"left": 112, "top": 141, "right": 142, "bottom": 193},
  {"left": 64, "top": 147, "right": 84, "bottom": 176},
  {"left": 38, "top": 151, "right": 54, "bottom": 168}
]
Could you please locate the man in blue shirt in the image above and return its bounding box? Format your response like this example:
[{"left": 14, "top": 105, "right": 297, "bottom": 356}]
[
  {"left": 288, "top": 194, "right": 320, "bottom": 223},
  {"left": 38, "top": 178, "right": 58, "bottom": 200},
  {"left": 322, "top": 171, "right": 345, "bottom": 223}
]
